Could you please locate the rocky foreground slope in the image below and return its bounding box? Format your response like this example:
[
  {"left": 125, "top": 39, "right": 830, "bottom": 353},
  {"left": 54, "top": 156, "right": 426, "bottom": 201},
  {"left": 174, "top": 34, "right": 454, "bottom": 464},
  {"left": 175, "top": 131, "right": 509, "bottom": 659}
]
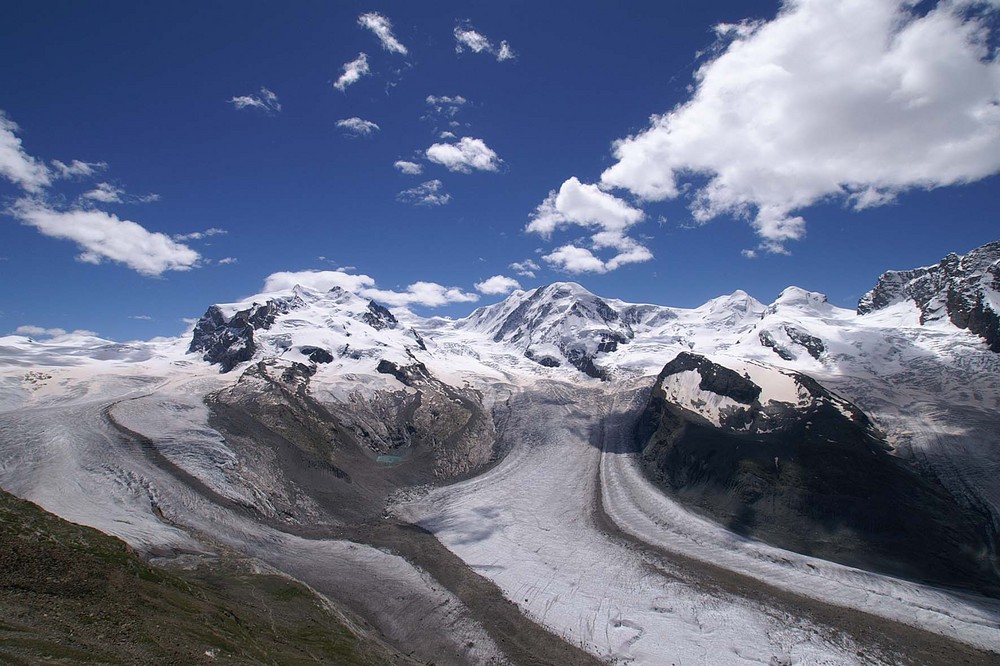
[{"left": 1, "top": 240, "right": 999, "bottom": 664}]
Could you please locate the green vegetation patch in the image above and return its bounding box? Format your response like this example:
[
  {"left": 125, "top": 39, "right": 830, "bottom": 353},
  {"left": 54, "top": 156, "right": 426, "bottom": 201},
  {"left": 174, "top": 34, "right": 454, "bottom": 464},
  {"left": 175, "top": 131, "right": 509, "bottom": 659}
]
[{"left": 0, "top": 488, "right": 402, "bottom": 665}]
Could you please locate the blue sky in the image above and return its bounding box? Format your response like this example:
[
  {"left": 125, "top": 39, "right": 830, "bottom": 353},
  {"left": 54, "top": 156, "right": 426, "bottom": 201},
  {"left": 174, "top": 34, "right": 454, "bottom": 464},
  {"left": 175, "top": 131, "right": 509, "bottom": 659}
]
[{"left": 1, "top": 0, "right": 998, "bottom": 341}]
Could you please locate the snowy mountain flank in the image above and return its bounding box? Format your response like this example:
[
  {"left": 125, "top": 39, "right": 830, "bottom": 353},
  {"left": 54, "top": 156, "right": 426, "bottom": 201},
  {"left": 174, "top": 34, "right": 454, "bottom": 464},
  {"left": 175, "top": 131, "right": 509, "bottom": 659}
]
[{"left": 2, "top": 242, "right": 1000, "bottom": 665}]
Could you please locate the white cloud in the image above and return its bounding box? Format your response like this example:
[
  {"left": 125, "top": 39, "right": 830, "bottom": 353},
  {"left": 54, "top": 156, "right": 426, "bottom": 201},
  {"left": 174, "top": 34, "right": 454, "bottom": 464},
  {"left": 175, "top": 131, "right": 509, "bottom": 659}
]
[
  {"left": 542, "top": 246, "right": 608, "bottom": 274},
  {"left": 9, "top": 198, "right": 201, "bottom": 276},
  {"left": 81, "top": 182, "right": 159, "bottom": 205},
  {"left": 334, "top": 53, "right": 371, "bottom": 92},
  {"left": 394, "top": 160, "right": 423, "bottom": 175},
  {"left": 527, "top": 177, "right": 644, "bottom": 238},
  {"left": 0, "top": 112, "right": 51, "bottom": 192},
  {"left": 129, "top": 315, "right": 152, "bottom": 320},
  {"left": 358, "top": 12, "right": 408, "bottom": 55},
  {"left": 397, "top": 179, "right": 451, "bottom": 206},
  {"left": 454, "top": 23, "right": 515, "bottom": 62},
  {"left": 229, "top": 87, "right": 281, "bottom": 114},
  {"left": 260, "top": 269, "right": 478, "bottom": 308},
  {"left": 541, "top": 239, "right": 654, "bottom": 274},
  {"left": 496, "top": 41, "right": 515, "bottom": 62},
  {"left": 14, "top": 325, "right": 95, "bottom": 338},
  {"left": 51, "top": 159, "right": 106, "bottom": 179},
  {"left": 262, "top": 270, "right": 376, "bottom": 294},
  {"left": 509, "top": 259, "right": 540, "bottom": 278},
  {"left": 173, "top": 227, "right": 227, "bottom": 241},
  {"left": 599, "top": 0, "right": 1000, "bottom": 254},
  {"left": 15, "top": 325, "right": 66, "bottom": 337},
  {"left": 425, "top": 137, "right": 502, "bottom": 173},
  {"left": 83, "top": 182, "right": 124, "bottom": 203},
  {"left": 602, "top": 237, "right": 655, "bottom": 271},
  {"left": 217, "top": 256, "right": 238, "bottom": 265},
  {"left": 475, "top": 275, "right": 521, "bottom": 295},
  {"left": 526, "top": 177, "right": 653, "bottom": 273},
  {"left": 336, "top": 117, "right": 380, "bottom": 137},
  {"left": 425, "top": 95, "right": 468, "bottom": 118},
  {"left": 364, "top": 282, "right": 479, "bottom": 308}
]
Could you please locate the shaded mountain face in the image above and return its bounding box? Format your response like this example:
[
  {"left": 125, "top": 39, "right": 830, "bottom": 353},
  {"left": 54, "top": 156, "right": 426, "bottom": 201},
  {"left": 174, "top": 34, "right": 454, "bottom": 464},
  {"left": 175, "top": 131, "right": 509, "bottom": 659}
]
[
  {"left": 859, "top": 241, "right": 1000, "bottom": 351},
  {"left": 635, "top": 352, "right": 999, "bottom": 593},
  {"left": 207, "top": 357, "right": 498, "bottom": 525}
]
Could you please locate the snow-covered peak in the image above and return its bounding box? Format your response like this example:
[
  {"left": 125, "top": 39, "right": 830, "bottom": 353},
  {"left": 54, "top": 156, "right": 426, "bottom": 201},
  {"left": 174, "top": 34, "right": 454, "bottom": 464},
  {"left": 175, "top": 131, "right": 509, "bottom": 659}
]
[
  {"left": 461, "top": 282, "right": 626, "bottom": 343},
  {"left": 690, "top": 290, "right": 766, "bottom": 326},
  {"left": 767, "top": 286, "right": 832, "bottom": 315}
]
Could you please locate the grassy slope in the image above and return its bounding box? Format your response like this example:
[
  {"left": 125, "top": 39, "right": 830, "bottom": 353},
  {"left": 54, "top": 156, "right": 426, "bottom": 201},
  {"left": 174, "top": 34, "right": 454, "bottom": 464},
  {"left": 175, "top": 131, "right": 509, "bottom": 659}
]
[{"left": 0, "top": 488, "right": 407, "bottom": 665}]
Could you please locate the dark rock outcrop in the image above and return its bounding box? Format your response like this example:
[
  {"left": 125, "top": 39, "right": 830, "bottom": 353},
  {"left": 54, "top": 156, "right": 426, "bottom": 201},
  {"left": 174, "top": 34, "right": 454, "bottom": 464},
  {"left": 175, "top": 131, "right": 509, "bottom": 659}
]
[
  {"left": 759, "top": 330, "right": 795, "bottom": 361},
  {"left": 635, "top": 353, "right": 999, "bottom": 593},
  {"left": 188, "top": 299, "right": 297, "bottom": 372},
  {"left": 376, "top": 359, "right": 432, "bottom": 385},
  {"left": 759, "top": 327, "right": 825, "bottom": 361},
  {"left": 659, "top": 352, "right": 761, "bottom": 404},
  {"left": 362, "top": 300, "right": 398, "bottom": 331},
  {"left": 300, "top": 346, "right": 334, "bottom": 364},
  {"left": 524, "top": 350, "right": 561, "bottom": 367},
  {"left": 859, "top": 241, "right": 1000, "bottom": 351},
  {"left": 784, "top": 326, "right": 825, "bottom": 359}
]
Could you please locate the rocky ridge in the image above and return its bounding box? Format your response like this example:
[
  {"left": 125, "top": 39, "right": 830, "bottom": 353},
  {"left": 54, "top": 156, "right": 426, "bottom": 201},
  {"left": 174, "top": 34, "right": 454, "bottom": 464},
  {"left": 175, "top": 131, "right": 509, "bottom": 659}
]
[{"left": 859, "top": 241, "right": 1000, "bottom": 351}]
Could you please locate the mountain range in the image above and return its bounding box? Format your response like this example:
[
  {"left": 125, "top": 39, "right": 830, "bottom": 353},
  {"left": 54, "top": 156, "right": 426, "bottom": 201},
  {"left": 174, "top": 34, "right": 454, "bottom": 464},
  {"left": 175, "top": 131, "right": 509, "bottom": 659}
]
[{"left": 1, "top": 241, "right": 999, "bottom": 665}]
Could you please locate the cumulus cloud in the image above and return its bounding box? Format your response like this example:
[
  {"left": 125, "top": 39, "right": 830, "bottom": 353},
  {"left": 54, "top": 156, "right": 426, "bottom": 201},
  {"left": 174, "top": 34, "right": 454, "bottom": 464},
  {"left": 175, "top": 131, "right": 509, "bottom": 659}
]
[
  {"left": 217, "top": 256, "right": 238, "bottom": 265},
  {"left": 14, "top": 325, "right": 96, "bottom": 338},
  {"left": 454, "top": 22, "right": 515, "bottom": 62},
  {"left": 527, "top": 177, "right": 644, "bottom": 238},
  {"left": 334, "top": 53, "right": 371, "bottom": 92},
  {"left": 51, "top": 159, "right": 106, "bottom": 179},
  {"left": 542, "top": 246, "right": 607, "bottom": 274},
  {"left": 229, "top": 87, "right": 281, "bottom": 114},
  {"left": 9, "top": 198, "right": 201, "bottom": 276},
  {"left": 336, "top": 117, "right": 380, "bottom": 137},
  {"left": 364, "top": 282, "right": 479, "bottom": 307},
  {"left": 14, "top": 325, "right": 67, "bottom": 337},
  {"left": 262, "top": 270, "right": 376, "bottom": 294},
  {"left": 599, "top": 0, "right": 1000, "bottom": 254},
  {"left": 0, "top": 112, "right": 51, "bottom": 192},
  {"left": 475, "top": 275, "right": 521, "bottom": 295},
  {"left": 509, "top": 259, "right": 540, "bottom": 278},
  {"left": 525, "top": 177, "right": 653, "bottom": 273},
  {"left": 394, "top": 160, "right": 423, "bottom": 175},
  {"left": 425, "top": 137, "right": 502, "bottom": 173},
  {"left": 260, "top": 269, "right": 478, "bottom": 308},
  {"left": 397, "top": 179, "right": 451, "bottom": 206},
  {"left": 358, "top": 12, "right": 408, "bottom": 55},
  {"left": 541, "top": 239, "right": 654, "bottom": 275}
]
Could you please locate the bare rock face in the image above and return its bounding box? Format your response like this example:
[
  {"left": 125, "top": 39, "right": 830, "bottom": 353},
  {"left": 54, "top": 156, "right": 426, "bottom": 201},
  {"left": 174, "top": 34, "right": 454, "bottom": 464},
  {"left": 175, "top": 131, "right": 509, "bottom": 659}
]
[
  {"left": 859, "top": 240, "right": 1000, "bottom": 351},
  {"left": 635, "top": 352, "right": 999, "bottom": 593},
  {"left": 206, "top": 357, "right": 498, "bottom": 524},
  {"left": 362, "top": 300, "right": 398, "bottom": 330},
  {"left": 188, "top": 298, "right": 299, "bottom": 372}
]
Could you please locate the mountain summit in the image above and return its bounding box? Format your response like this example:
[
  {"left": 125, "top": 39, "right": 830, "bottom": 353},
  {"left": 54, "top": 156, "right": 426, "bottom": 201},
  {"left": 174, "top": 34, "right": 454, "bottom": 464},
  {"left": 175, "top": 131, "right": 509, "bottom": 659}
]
[{"left": 859, "top": 241, "right": 1000, "bottom": 351}]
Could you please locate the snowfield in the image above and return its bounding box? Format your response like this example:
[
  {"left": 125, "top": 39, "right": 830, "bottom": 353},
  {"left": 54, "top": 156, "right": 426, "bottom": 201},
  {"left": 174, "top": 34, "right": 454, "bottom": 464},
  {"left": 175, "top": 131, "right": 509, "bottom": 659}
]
[{"left": 1, "top": 276, "right": 998, "bottom": 664}]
